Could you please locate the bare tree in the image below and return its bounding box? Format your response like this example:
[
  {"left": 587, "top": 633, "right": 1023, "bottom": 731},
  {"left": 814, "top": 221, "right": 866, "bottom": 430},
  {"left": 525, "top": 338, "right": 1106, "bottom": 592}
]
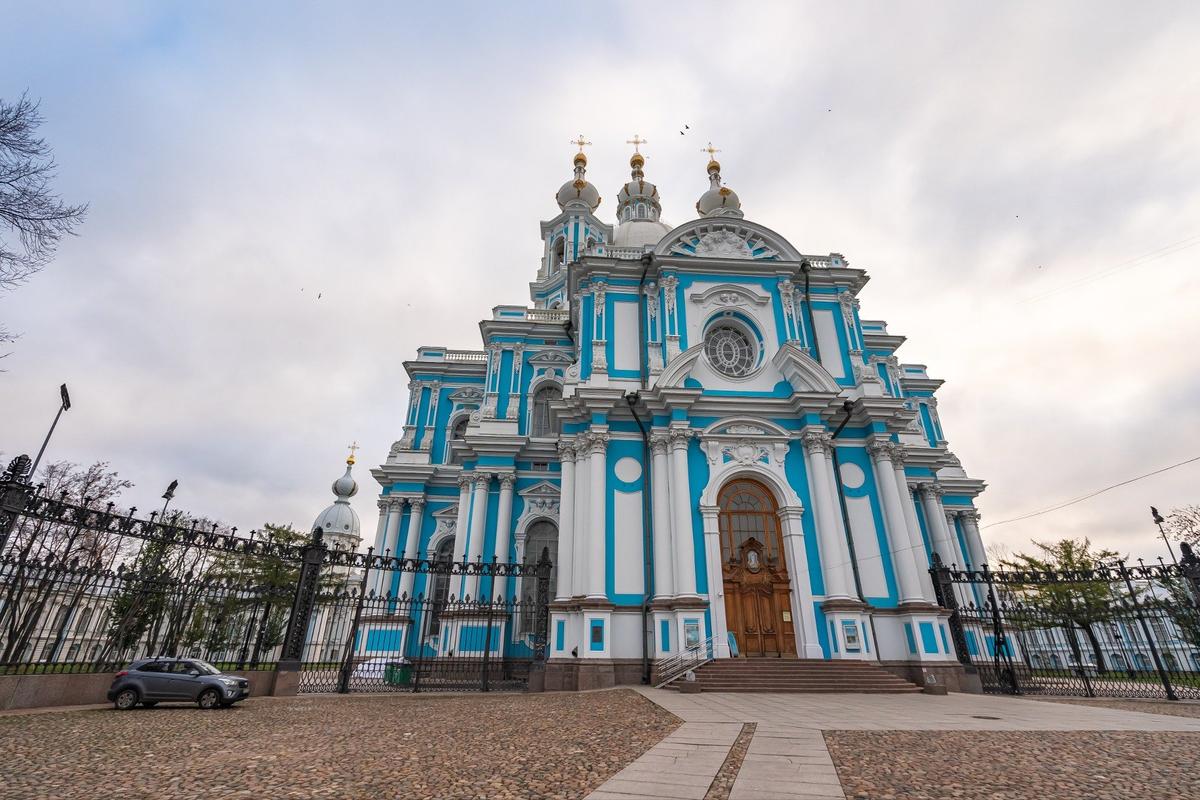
[
  {"left": 1, "top": 92, "right": 87, "bottom": 349},
  {"left": 1165, "top": 505, "right": 1200, "bottom": 547}
]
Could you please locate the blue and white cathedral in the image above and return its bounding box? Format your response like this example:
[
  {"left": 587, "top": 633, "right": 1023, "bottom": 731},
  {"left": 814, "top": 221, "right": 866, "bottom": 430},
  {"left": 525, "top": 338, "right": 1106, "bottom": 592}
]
[{"left": 366, "top": 140, "right": 987, "bottom": 689}]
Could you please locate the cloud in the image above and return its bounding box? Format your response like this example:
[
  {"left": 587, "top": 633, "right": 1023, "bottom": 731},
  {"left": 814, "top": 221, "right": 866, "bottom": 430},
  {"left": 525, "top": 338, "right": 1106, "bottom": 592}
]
[{"left": 1, "top": 1, "right": 1198, "bottom": 560}]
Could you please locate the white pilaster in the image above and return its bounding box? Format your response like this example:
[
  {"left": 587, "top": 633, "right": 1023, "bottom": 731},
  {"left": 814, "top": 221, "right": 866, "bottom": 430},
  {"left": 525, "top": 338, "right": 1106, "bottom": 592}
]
[
  {"left": 464, "top": 472, "right": 492, "bottom": 601},
  {"left": 369, "top": 499, "right": 389, "bottom": 595},
  {"left": 452, "top": 476, "right": 471, "bottom": 566},
  {"left": 490, "top": 474, "right": 516, "bottom": 601},
  {"left": 650, "top": 432, "right": 675, "bottom": 599},
  {"left": 700, "top": 505, "right": 729, "bottom": 657},
  {"left": 555, "top": 441, "right": 576, "bottom": 602},
  {"left": 572, "top": 444, "right": 589, "bottom": 598},
  {"left": 377, "top": 499, "right": 404, "bottom": 596},
  {"left": 919, "top": 483, "right": 957, "bottom": 567},
  {"left": 668, "top": 426, "right": 698, "bottom": 598},
  {"left": 397, "top": 498, "right": 424, "bottom": 600},
  {"left": 960, "top": 508, "right": 987, "bottom": 571},
  {"left": 867, "top": 440, "right": 925, "bottom": 605},
  {"left": 586, "top": 431, "right": 608, "bottom": 599},
  {"left": 779, "top": 507, "right": 825, "bottom": 658},
  {"left": 802, "top": 431, "right": 852, "bottom": 600}
]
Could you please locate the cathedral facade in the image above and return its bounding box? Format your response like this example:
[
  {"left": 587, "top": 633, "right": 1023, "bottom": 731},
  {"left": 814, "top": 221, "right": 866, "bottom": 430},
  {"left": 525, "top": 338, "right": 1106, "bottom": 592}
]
[{"left": 368, "top": 142, "right": 986, "bottom": 689}]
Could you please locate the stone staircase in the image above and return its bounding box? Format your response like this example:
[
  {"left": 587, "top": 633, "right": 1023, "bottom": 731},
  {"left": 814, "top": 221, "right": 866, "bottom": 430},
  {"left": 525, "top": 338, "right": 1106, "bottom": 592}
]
[{"left": 671, "top": 658, "right": 923, "bottom": 693}]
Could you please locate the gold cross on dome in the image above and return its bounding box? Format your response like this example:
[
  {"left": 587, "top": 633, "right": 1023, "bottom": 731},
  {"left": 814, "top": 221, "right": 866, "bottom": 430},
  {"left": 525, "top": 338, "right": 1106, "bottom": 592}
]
[
  {"left": 346, "top": 441, "right": 360, "bottom": 462},
  {"left": 702, "top": 142, "right": 721, "bottom": 160},
  {"left": 626, "top": 134, "right": 647, "bottom": 153},
  {"left": 571, "top": 134, "right": 592, "bottom": 154}
]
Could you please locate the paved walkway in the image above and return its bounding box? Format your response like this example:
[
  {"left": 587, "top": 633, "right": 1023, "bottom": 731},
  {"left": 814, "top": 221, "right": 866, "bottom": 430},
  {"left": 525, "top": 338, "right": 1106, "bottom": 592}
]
[{"left": 584, "top": 689, "right": 1200, "bottom": 800}]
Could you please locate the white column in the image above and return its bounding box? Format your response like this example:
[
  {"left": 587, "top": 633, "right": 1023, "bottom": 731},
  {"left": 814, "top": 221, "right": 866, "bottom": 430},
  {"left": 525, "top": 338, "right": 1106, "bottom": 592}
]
[
  {"left": 701, "top": 505, "right": 729, "bottom": 657},
  {"left": 867, "top": 441, "right": 925, "bottom": 605},
  {"left": 452, "top": 476, "right": 471, "bottom": 566},
  {"left": 464, "top": 472, "right": 492, "bottom": 601},
  {"left": 490, "top": 474, "right": 516, "bottom": 602},
  {"left": 586, "top": 431, "right": 608, "bottom": 599},
  {"left": 891, "top": 448, "right": 935, "bottom": 601},
  {"left": 779, "top": 507, "right": 825, "bottom": 658},
  {"left": 650, "top": 433, "right": 675, "bottom": 599},
  {"left": 369, "top": 499, "right": 389, "bottom": 595},
  {"left": 920, "top": 484, "right": 958, "bottom": 566},
  {"left": 555, "top": 441, "right": 576, "bottom": 602},
  {"left": 572, "top": 441, "right": 590, "bottom": 598},
  {"left": 668, "top": 427, "right": 698, "bottom": 598},
  {"left": 397, "top": 499, "right": 425, "bottom": 600},
  {"left": 802, "top": 431, "right": 852, "bottom": 600},
  {"left": 960, "top": 509, "right": 988, "bottom": 571},
  {"left": 378, "top": 499, "right": 404, "bottom": 596}
]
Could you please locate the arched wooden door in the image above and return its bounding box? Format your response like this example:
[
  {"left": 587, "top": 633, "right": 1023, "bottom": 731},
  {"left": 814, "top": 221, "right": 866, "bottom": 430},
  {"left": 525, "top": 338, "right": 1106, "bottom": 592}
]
[{"left": 718, "top": 479, "right": 796, "bottom": 657}]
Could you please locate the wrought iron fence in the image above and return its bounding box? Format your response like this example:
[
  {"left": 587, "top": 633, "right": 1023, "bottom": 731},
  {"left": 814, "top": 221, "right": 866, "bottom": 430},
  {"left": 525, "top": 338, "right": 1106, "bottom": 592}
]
[
  {"left": 0, "top": 455, "right": 552, "bottom": 693},
  {"left": 293, "top": 548, "right": 552, "bottom": 694},
  {"left": 931, "top": 548, "right": 1200, "bottom": 700}
]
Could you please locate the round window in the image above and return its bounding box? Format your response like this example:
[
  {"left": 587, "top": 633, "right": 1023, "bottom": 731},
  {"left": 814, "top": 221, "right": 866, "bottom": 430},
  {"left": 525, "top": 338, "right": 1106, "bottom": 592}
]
[{"left": 704, "top": 324, "right": 758, "bottom": 377}]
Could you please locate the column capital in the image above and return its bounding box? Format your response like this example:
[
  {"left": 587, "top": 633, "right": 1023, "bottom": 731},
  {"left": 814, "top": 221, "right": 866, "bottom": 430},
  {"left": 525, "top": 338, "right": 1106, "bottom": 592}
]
[
  {"left": 377, "top": 498, "right": 389, "bottom": 512},
  {"left": 960, "top": 508, "right": 981, "bottom": 523},
  {"left": 866, "top": 439, "right": 893, "bottom": 461},
  {"left": 557, "top": 440, "right": 577, "bottom": 462},
  {"left": 472, "top": 471, "right": 493, "bottom": 488},
  {"left": 387, "top": 497, "right": 406, "bottom": 512},
  {"left": 944, "top": 508, "right": 959, "bottom": 524},
  {"left": 498, "top": 473, "right": 517, "bottom": 490},
  {"left": 887, "top": 442, "right": 908, "bottom": 467},
  {"left": 918, "top": 481, "right": 945, "bottom": 499},
  {"left": 457, "top": 474, "right": 473, "bottom": 491},
  {"left": 801, "top": 429, "right": 832, "bottom": 455},
  {"left": 409, "top": 497, "right": 425, "bottom": 512},
  {"left": 580, "top": 430, "right": 610, "bottom": 456},
  {"left": 649, "top": 431, "right": 670, "bottom": 456},
  {"left": 667, "top": 426, "right": 694, "bottom": 449}
]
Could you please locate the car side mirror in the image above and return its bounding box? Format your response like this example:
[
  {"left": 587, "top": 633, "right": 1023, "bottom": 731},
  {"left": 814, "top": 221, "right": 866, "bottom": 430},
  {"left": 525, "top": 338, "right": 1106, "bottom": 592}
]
[{"left": 188, "top": 670, "right": 200, "bottom": 677}]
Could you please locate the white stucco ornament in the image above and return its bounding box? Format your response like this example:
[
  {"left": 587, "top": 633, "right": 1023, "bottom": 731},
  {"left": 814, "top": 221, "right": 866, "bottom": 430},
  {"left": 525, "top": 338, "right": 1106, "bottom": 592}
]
[{"left": 694, "top": 229, "right": 754, "bottom": 259}]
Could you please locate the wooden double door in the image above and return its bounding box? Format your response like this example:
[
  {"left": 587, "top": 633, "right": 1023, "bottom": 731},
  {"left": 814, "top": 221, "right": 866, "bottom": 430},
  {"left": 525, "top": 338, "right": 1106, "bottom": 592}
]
[{"left": 719, "top": 479, "right": 796, "bottom": 657}]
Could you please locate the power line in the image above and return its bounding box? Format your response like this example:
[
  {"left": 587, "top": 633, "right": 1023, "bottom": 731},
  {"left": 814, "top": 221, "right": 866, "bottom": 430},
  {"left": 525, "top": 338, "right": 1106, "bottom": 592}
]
[
  {"left": 982, "top": 454, "right": 1200, "bottom": 529},
  {"left": 1021, "top": 233, "right": 1200, "bottom": 304}
]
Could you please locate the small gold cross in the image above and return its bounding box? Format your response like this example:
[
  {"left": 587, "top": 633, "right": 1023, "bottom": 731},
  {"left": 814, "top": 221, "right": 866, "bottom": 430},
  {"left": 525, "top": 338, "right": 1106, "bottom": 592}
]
[
  {"left": 346, "top": 441, "right": 360, "bottom": 461},
  {"left": 626, "top": 134, "right": 647, "bottom": 153},
  {"left": 570, "top": 134, "right": 592, "bottom": 154},
  {"left": 702, "top": 142, "right": 721, "bottom": 160}
]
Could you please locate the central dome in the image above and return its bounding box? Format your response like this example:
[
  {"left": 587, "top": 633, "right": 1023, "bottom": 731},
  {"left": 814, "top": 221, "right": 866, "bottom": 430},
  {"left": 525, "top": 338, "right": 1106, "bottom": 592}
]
[{"left": 614, "top": 151, "right": 670, "bottom": 247}]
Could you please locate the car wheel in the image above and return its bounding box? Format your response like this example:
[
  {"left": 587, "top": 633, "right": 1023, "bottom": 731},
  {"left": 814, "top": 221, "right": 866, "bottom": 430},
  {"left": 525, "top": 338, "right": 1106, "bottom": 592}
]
[
  {"left": 141, "top": 701, "right": 158, "bottom": 708},
  {"left": 197, "top": 688, "right": 221, "bottom": 710},
  {"left": 114, "top": 688, "right": 139, "bottom": 710}
]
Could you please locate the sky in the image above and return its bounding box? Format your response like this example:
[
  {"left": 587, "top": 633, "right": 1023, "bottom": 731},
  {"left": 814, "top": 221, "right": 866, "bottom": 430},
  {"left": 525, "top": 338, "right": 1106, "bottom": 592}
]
[{"left": 1, "top": 1, "right": 1198, "bottom": 563}]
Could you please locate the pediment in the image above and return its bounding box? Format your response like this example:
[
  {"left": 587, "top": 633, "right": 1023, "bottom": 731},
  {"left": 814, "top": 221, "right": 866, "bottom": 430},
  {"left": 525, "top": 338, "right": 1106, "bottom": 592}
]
[
  {"left": 704, "top": 417, "right": 790, "bottom": 438},
  {"left": 772, "top": 343, "right": 841, "bottom": 394},
  {"left": 688, "top": 283, "right": 771, "bottom": 309},
  {"left": 654, "top": 219, "right": 802, "bottom": 262},
  {"left": 518, "top": 480, "right": 560, "bottom": 498},
  {"left": 449, "top": 386, "right": 484, "bottom": 404},
  {"left": 529, "top": 350, "right": 575, "bottom": 366}
]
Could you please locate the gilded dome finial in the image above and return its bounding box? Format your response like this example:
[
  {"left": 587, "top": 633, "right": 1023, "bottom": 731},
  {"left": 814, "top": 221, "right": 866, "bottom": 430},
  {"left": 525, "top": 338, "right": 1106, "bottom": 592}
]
[{"left": 346, "top": 441, "right": 359, "bottom": 465}]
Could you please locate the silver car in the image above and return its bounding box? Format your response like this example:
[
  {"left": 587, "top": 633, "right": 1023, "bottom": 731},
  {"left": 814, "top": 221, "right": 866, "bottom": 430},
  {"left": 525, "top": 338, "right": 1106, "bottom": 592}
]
[{"left": 108, "top": 657, "right": 250, "bottom": 710}]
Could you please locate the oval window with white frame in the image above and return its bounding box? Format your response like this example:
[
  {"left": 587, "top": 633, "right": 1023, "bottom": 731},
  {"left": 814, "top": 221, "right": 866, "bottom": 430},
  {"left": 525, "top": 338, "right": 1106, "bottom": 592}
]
[{"left": 703, "top": 320, "right": 761, "bottom": 378}]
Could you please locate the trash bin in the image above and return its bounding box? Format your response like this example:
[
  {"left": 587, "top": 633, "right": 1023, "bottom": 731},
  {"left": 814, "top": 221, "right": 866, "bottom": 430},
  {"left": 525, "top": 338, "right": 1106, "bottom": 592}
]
[{"left": 384, "top": 661, "right": 412, "bottom": 686}]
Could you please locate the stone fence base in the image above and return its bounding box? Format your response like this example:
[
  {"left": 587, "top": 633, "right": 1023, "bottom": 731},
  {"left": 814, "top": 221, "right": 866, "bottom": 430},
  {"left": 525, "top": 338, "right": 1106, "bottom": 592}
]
[{"left": 0, "top": 669, "right": 281, "bottom": 712}]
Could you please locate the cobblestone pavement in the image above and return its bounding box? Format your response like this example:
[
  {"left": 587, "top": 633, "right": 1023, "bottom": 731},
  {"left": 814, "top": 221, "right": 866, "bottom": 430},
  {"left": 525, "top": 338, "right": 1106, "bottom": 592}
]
[
  {"left": 0, "top": 689, "right": 679, "bottom": 800},
  {"left": 1035, "top": 696, "right": 1200, "bottom": 719},
  {"left": 824, "top": 730, "right": 1200, "bottom": 800}
]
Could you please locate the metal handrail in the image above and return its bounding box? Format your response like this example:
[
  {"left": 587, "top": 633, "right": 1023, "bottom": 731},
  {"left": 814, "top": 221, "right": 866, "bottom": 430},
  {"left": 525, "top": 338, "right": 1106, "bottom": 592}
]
[{"left": 653, "top": 635, "right": 718, "bottom": 688}]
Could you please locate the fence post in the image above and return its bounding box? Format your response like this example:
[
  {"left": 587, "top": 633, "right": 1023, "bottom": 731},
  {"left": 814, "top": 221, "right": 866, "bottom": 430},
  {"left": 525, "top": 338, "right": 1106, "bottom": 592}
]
[
  {"left": 481, "top": 590, "right": 495, "bottom": 693},
  {"left": 1181, "top": 543, "right": 1200, "bottom": 604},
  {"left": 1119, "top": 560, "right": 1178, "bottom": 701},
  {"left": 337, "top": 547, "right": 372, "bottom": 694},
  {"left": 982, "top": 564, "right": 1020, "bottom": 695},
  {"left": 274, "top": 527, "right": 326, "bottom": 695},
  {"left": 0, "top": 455, "right": 33, "bottom": 554},
  {"left": 930, "top": 553, "right": 971, "bottom": 665}
]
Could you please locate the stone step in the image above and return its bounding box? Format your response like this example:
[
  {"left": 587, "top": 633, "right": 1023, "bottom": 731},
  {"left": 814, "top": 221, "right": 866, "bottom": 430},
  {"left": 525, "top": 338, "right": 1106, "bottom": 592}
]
[{"left": 669, "top": 658, "right": 924, "bottom": 694}]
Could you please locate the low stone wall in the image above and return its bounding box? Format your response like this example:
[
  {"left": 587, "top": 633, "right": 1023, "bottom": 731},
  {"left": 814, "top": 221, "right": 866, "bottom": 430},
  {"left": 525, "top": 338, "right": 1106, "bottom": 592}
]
[
  {"left": 878, "top": 660, "right": 982, "bottom": 693},
  {"left": 543, "top": 658, "right": 647, "bottom": 691},
  {"left": 0, "top": 668, "right": 280, "bottom": 711}
]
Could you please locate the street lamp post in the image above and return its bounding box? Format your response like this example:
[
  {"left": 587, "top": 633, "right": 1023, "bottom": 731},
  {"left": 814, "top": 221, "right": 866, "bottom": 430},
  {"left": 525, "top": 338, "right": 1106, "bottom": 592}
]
[
  {"left": 29, "top": 384, "right": 71, "bottom": 480},
  {"left": 1151, "top": 507, "right": 1178, "bottom": 566}
]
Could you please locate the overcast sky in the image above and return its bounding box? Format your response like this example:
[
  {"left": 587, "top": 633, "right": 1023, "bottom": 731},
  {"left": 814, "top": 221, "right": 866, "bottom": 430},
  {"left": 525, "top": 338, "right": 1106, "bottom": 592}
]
[{"left": 1, "top": 2, "right": 1197, "bottom": 562}]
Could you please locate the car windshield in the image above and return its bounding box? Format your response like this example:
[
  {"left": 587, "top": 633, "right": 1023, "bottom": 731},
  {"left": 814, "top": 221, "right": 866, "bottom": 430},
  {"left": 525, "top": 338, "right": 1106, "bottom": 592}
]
[{"left": 189, "top": 660, "right": 222, "bottom": 675}]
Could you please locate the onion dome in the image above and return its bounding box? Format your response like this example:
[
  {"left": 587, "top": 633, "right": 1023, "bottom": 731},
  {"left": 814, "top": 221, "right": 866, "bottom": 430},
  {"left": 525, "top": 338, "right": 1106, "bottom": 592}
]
[
  {"left": 696, "top": 157, "right": 743, "bottom": 218},
  {"left": 312, "top": 450, "right": 361, "bottom": 544},
  {"left": 614, "top": 148, "right": 671, "bottom": 247},
  {"left": 556, "top": 151, "right": 601, "bottom": 212}
]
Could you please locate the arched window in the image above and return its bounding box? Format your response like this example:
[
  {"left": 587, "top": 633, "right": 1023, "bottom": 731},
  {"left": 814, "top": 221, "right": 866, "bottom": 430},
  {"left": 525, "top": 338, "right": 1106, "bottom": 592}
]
[
  {"left": 426, "top": 536, "right": 456, "bottom": 636},
  {"left": 521, "top": 520, "right": 558, "bottom": 633},
  {"left": 635, "top": 202, "right": 647, "bottom": 219},
  {"left": 552, "top": 238, "right": 565, "bottom": 271},
  {"left": 622, "top": 206, "right": 631, "bottom": 221},
  {"left": 530, "top": 385, "right": 561, "bottom": 438},
  {"left": 717, "top": 479, "right": 783, "bottom": 566},
  {"left": 447, "top": 416, "right": 469, "bottom": 465}
]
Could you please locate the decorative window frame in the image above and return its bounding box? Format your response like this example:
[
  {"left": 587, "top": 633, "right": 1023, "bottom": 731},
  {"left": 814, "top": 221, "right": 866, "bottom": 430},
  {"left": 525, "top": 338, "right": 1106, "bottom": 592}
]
[{"left": 700, "top": 310, "right": 766, "bottom": 381}]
